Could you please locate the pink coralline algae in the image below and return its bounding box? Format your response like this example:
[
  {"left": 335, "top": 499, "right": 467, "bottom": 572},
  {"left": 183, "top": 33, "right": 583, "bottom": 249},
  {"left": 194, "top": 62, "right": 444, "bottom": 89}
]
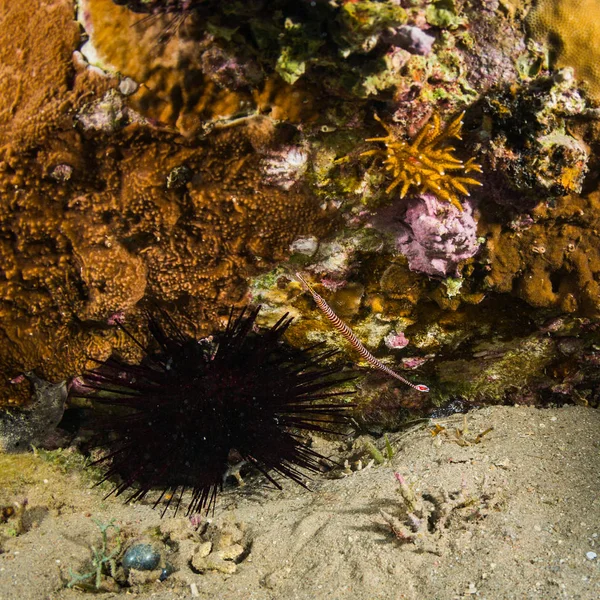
[
  {"left": 384, "top": 331, "right": 409, "bottom": 350},
  {"left": 376, "top": 194, "right": 481, "bottom": 278}
]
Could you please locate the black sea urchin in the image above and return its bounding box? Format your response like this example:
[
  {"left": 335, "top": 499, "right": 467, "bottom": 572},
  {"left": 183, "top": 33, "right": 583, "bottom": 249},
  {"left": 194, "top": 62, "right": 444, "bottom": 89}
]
[{"left": 76, "top": 307, "right": 354, "bottom": 515}]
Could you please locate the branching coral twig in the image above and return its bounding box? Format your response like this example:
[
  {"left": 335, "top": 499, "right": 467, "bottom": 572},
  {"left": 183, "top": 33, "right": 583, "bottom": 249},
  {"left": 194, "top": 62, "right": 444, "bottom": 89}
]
[{"left": 380, "top": 472, "right": 502, "bottom": 554}]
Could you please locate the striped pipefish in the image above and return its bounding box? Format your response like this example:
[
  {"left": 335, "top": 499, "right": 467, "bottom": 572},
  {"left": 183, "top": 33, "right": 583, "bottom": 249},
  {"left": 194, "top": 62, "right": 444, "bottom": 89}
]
[{"left": 296, "top": 273, "right": 429, "bottom": 393}]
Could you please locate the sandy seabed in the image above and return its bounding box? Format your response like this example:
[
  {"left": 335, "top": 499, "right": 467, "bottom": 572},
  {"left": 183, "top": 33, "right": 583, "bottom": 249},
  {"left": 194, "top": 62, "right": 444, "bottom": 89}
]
[{"left": 0, "top": 404, "right": 598, "bottom": 600}]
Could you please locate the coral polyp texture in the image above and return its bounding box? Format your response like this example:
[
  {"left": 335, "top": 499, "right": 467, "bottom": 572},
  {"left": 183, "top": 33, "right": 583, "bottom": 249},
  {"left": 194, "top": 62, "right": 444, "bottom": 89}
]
[
  {"left": 0, "top": 3, "right": 334, "bottom": 407},
  {"left": 353, "top": 113, "right": 482, "bottom": 210},
  {"left": 75, "top": 307, "right": 353, "bottom": 515},
  {"left": 527, "top": 0, "right": 600, "bottom": 102},
  {"left": 0, "top": 0, "right": 109, "bottom": 154},
  {"left": 480, "top": 191, "right": 600, "bottom": 317}
]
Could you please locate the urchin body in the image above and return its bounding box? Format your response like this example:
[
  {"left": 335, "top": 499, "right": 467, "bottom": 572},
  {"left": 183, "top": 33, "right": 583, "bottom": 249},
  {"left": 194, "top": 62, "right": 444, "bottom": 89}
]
[{"left": 75, "top": 307, "right": 353, "bottom": 515}]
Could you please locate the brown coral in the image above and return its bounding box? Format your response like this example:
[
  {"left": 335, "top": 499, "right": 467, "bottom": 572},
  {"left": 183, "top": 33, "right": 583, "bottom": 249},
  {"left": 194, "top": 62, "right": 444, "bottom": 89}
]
[
  {"left": 480, "top": 192, "right": 600, "bottom": 317},
  {"left": 81, "top": 0, "right": 318, "bottom": 135},
  {"left": 527, "top": 0, "right": 600, "bottom": 102},
  {"left": 0, "top": 120, "right": 334, "bottom": 405},
  {"left": 0, "top": 0, "right": 111, "bottom": 156},
  {"left": 0, "top": 4, "right": 336, "bottom": 406},
  {"left": 350, "top": 112, "right": 482, "bottom": 210}
]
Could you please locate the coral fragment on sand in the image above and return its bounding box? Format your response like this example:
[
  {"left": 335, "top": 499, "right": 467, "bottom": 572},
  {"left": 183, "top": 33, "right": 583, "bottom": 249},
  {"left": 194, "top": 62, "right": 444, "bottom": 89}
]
[
  {"left": 379, "top": 472, "right": 501, "bottom": 555},
  {"left": 350, "top": 112, "right": 482, "bottom": 210}
]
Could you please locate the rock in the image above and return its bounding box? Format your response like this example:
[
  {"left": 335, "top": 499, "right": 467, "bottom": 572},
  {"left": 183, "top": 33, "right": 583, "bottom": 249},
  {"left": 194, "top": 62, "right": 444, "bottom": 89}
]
[
  {"left": 122, "top": 543, "right": 161, "bottom": 571},
  {"left": 216, "top": 544, "right": 245, "bottom": 561},
  {"left": 0, "top": 374, "right": 67, "bottom": 453}
]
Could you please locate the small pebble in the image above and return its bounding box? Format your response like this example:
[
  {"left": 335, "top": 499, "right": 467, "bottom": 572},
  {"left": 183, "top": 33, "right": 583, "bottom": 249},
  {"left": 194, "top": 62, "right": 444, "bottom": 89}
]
[
  {"left": 159, "top": 563, "right": 176, "bottom": 581},
  {"left": 122, "top": 544, "right": 161, "bottom": 571},
  {"left": 119, "top": 77, "right": 138, "bottom": 96},
  {"left": 586, "top": 551, "right": 597, "bottom": 561}
]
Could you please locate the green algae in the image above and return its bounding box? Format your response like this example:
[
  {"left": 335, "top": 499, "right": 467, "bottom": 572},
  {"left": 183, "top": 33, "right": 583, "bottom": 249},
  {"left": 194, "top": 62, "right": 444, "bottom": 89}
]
[
  {"left": 435, "top": 335, "right": 556, "bottom": 401},
  {"left": 425, "top": 0, "right": 467, "bottom": 30},
  {"left": 0, "top": 448, "right": 106, "bottom": 506},
  {"left": 338, "top": 1, "right": 407, "bottom": 51},
  {"left": 0, "top": 453, "right": 53, "bottom": 498}
]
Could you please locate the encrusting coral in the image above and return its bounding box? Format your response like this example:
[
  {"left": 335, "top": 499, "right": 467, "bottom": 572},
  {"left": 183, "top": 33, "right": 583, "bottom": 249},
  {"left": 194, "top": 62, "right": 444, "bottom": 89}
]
[
  {"left": 527, "top": 0, "right": 600, "bottom": 102},
  {"left": 343, "top": 112, "right": 482, "bottom": 211},
  {"left": 480, "top": 191, "right": 600, "bottom": 317},
  {"left": 0, "top": 3, "right": 336, "bottom": 407},
  {"left": 0, "top": 0, "right": 111, "bottom": 155},
  {"left": 478, "top": 70, "right": 590, "bottom": 208}
]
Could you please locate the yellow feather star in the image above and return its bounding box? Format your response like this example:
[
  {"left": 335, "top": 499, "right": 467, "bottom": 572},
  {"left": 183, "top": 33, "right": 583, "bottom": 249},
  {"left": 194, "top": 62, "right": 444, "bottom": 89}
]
[{"left": 339, "top": 112, "right": 482, "bottom": 211}]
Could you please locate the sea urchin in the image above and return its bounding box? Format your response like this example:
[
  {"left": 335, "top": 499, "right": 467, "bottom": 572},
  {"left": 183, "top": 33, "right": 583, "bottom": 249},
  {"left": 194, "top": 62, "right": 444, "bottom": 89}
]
[{"left": 74, "top": 307, "right": 354, "bottom": 515}]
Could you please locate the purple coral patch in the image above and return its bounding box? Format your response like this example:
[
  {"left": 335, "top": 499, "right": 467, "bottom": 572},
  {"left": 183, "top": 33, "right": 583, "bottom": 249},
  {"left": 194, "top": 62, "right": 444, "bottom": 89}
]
[
  {"left": 375, "top": 194, "right": 481, "bottom": 277},
  {"left": 390, "top": 25, "right": 435, "bottom": 56}
]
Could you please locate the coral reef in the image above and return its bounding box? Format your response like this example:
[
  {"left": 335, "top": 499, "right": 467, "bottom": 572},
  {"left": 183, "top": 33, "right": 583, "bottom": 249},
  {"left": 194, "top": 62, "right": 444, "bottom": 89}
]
[
  {"left": 2, "top": 0, "right": 600, "bottom": 429},
  {"left": 81, "top": 0, "right": 527, "bottom": 133},
  {"left": 0, "top": 0, "right": 110, "bottom": 156},
  {"left": 80, "top": 0, "right": 307, "bottom": 135},
  {"left": 0, "top": 115, "right": 333, "bottom": 405},
  {"left": 0, "top": 4, "right": 335, "bottom": 407},
  {"left": 435, "top": 334, "right": 556, "bottom": 401},
  {"left": 527, "top": 0, "right": 600, "bottom": 102},
  {"left": 476, "top": 70, "right": 590, "bottom": 208},
  {"left": 480, "top": 191, "right": 600, "bottom": 316}
]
